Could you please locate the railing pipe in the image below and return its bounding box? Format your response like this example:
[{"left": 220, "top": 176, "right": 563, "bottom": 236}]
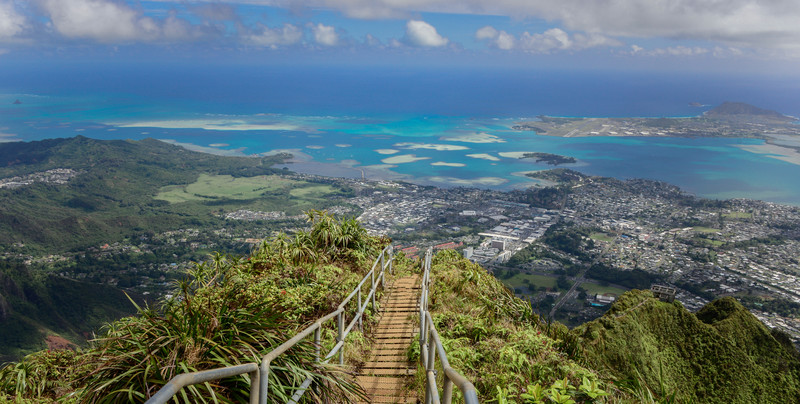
[
  {"left": 147, "top": 245, "right": 393, "bottom": 404},
  {"left": 418, "top": 247, "right": 480, "bottom": 404},
  {"left": 146, "top": 363, "right": 258, "bottom": 404}
]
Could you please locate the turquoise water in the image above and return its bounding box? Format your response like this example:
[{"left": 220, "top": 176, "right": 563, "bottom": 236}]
[{"left": 1, "top": 65, "right": 800, "bottom": 205}]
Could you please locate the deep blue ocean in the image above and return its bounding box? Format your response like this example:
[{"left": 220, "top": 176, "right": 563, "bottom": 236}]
[{"left": 2, "top": 63, "right": 800, "bottom": 204}]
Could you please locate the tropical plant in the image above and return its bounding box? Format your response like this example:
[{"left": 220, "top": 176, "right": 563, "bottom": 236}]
[{"left": 1, "top": 212, "right": 389, "bottom": 403}]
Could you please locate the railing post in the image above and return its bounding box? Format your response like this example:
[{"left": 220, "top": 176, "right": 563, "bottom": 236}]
[
  {"left": 259, "top": 361, "right": 270, "bottom": 404},
  {"left": 442, "top": 379, "right": 454, "bottom": 404},
  {"left": 249, "top": 369, "right": 260, "bottom": 404},
  {"left": 389, "top": 246, "right": 393, "bottom": 275},
  {"left": 371, "top": 269, "right": 376, "bottom": 312},
  {"left": 357, "top": 288, "right": 363, "bottom": 331},
  {"left": 337, "top": 312, "right": 344, "bottom": 365},
  {"left": 314, "top": 328, "right": 321, "bottom": 363}
]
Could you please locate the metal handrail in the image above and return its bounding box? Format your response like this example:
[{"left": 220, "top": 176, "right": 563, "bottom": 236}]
[
  {"left": 419, "top": 248, "right": 480, "bottom": 404},
  {"left": 145, "top": 245, "right": 394, "bottom": 404}
]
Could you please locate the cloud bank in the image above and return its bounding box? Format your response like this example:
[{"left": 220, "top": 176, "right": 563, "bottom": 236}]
[{"left": 263, "top": 0, "right": 800, "bottom": 50}]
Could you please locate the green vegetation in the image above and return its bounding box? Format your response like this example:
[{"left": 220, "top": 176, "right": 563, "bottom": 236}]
[
  {"left": 0, "top": 212, "right": 387, "bottom": 403},
  {"left": 510, "top": 184, "right": 571, "bottom": 210},
  {"left": 541, "top": 224, "right": 594, "bottom": 261},
  {"left": 722, "top": 212, "right": 752, "bottom": 219},
  {"left": 415, "top": 250, "right": 620, "bottom": 403},
  {"left": 737, "top": 295, "right": 800, "bottom": 317},
  {"left": 0, "top": 137, "right": 294, "bottom": 253},
  {"left": 0, "top": 137, "right": 364, "bottom": 359},
  {"left": 692, "top": 226, "right": 721, "bottom": 234},
  {"left": 586, "top": 263, "right": 661, "bottom": 290},
  {"left": 580, "top": 282, "right": 628, "bottom": 296},
  {"left": 503, "top": 273, "right": 558, "bottom": 291},
  {"left": 524, "top": 168, "right": 587, "bottom": 184},
  {"left": 589, "top": 232, "right": 615, "bottom": 242},
  {"left": 519, "top": 153, "right": 578, "bottom": 166},
  {"left": 154, "top": 173, "right": 340, "bottom": 214},
  {"left": 155, "top": 174, "right": 295, "bottom": 203},
  {"left": 3, "top": 216, "right": 798, "bottom": 403},
  {"left": 0, "top": 260, "right": 142, "bottom": 361},
  {"left": 576, "top": 291, "right": 800, "bottom": 403},
  {"left": 506, "top": 243, "right": 570, "bottom": 267}
]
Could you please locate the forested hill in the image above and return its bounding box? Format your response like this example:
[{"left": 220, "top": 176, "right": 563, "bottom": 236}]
[{"left": 0, "top": 136, "right": 289, "bottom": 252}]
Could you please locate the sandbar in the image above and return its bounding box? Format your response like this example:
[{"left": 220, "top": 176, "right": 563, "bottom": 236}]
[
  {"left": 335, "top": 144, "right": 352, "bottom": 148},
  {"left": 498, "top": 152, "right": 532, "bottom": 159},
  {"left": 381, "top": 154, "right": 431, "bottom": 164},
  {"left": 0, "top": 132, "right": 19, "bottom": 143},
  {"left": 735, "top": 143, "right": 800, "bottom": 166},
  {"left": 306, "top": 145, "right": 325, "bottom": 149},
  {"left": 466, "top": 153, "right": 501, "bottom": 161},
  {"left": 441, "top": 132, "right": 506, "bottom": 143},
  {"left": 159, "top": 139, "right": 246, "bottom": 156},
  {"left": 424, "top": 176, "right": 508, "bottom": 186},
  {"left": 209, "top": 143, "right": 229, "bottom": 147},
  {"left": 375, "top": 149, "right": 400, "bottom": 155},
  {"left": 394, "top": 142, "right": 469, "bottom": 151},
  {"left": 511, "top": 171, "right": 558, "bottom": 187},
  {"left": 431, "top": 162, "right": 466, "bottom": 167},
  {"left": 114, "top": 119, "right": 300, "bottom": 132}
]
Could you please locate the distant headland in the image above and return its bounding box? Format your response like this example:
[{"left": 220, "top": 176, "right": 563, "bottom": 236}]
[{"left": 513, "top": 102, "right": 798, "bottom": 139}]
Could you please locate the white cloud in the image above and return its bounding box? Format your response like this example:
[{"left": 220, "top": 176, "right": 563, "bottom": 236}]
[
  {"left": 405, "top": 20, "right": 448, "bottom": 47},
  {"left": 311, "top": 23, "right": 338, "bottom": 46},
  {"left": 36, "top": 0, "right": 208, "bottom": 43},
  {"left": 475, "top": 25, "right": 514, "bottom": 49},
  {"left": 364, "top": 33, "right": 381, "bottom": 46},
  {"left": 475, "top": 25, "right": 497, "bottom": 40},
  {"left": 477, "top": 26, "right": 619, "bottom": 53},
  {"left": 246, "top": 23, "right": 302, "bottom": 47},
  {"left": 520, "top": 28, "right": 571, "bottom": 53},
  {"left": 38, "top": 0, "right": 159, "bottom": 42},
  {"left": 0, "top": 1, "right": 26, "bottom": 40}
]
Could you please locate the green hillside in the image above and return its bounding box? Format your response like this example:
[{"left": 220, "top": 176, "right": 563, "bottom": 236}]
[
  {"left": 1, "top": 217, "right": 799, "bottom": 402},
  {"left": 575, "top": 290, "right": 800, "bottom": 403},
  {"left": 0, "top": 260, "right": 143, "bottom": 362},
  {"left": 0, "top": 136, "right": 294, "bottom": 253},
  {"left": 0, "top": 136, "right": 361, "bottom": 360},
  {"left": 0, "top": 212, "right": 388, "bottom": 403}
]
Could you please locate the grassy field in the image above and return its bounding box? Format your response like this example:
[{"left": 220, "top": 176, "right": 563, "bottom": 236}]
[
  {"left": 289, "top": 184, "right": 336, "bottom": 199},
  {"left": 697, "top": 238, "right": 725, "bottom": 247},
  {"left": 580, "top": 282, "right": 628, "bottom": 296},
  {"left": 156, "top": 174, "right": 296, "bottom": 203},
  {"left": 723, "top": 212, "right": 753, "bottom": 219},
  {"left": 590, "top": 232, "right": 616, "bottom": 242},
  {"left": 692, "top": 226, "right": 721, "bottom": 234}
]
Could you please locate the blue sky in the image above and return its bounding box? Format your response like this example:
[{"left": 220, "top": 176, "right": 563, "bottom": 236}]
[{"left": 1, "top": 0, "right": 799, "bottom": 75}]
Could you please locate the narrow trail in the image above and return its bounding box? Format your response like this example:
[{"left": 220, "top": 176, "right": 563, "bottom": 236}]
[{"left": 357, "top": 274, "right": 420, "bottom": 404}]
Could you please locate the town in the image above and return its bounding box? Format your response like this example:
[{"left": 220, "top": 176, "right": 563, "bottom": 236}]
[{"left": 3, "top": 168, "right": 799, "bottom": 346}]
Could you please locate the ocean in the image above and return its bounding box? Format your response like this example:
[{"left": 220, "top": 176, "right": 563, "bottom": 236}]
[{"left": 2, "top": 63, "right": 800, "bottom": 205}]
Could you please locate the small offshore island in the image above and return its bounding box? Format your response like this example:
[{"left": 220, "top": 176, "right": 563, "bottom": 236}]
[{"left": 519, "top": 152, "right": 577, "bottom": 166}]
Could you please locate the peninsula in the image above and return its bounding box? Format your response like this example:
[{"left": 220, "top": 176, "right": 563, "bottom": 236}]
[{"left": 513, "top": 102, "right": 799, "bottom": 140}]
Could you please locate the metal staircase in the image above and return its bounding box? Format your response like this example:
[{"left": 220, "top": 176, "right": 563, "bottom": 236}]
[{"left": 145, "top": 245, "right": 479, "bottom": 404}]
